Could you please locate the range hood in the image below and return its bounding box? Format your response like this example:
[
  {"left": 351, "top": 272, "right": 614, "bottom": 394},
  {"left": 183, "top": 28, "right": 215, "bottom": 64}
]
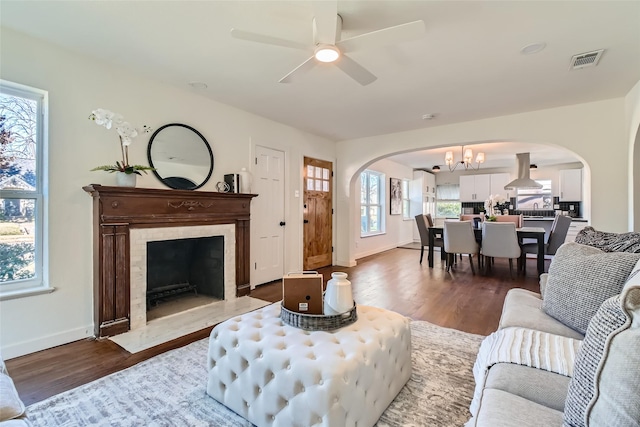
[{"left": 504, "top": 153, "right": 543, "bottom": 190}]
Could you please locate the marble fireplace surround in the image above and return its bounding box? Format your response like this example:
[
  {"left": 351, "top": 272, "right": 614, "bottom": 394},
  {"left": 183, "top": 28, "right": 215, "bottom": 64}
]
[
  {"left": 83, "top": 185, "right": 255, "bottom": 337},
  {"left": 129, "top": 224, "right": 235, "bottom": 331}
]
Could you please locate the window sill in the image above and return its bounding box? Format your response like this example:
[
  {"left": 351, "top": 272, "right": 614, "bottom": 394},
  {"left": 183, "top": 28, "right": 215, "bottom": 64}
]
[
  {"left": 361, "top": 232, "right": 386, "bottom": 238},
  {"left": 0, "top": 286, "right": 56, "bottom": 301}
]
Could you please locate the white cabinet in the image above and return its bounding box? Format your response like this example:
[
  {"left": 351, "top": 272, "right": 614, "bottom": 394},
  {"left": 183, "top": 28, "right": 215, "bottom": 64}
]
[
  {"left": 460, "top": 174, "right": 510, "bottom": 202},
  {"left": 460, "top": 174, "right": 490, "bottom": 202},
  {"left": 410, "top": 170, "right": 436, "bottom": 241},
  {"left": 489, "top": 173, "right": 512, "bottom": 200},
  {"left": 559, "top": 169, "right": 582, "bottom": 201}
]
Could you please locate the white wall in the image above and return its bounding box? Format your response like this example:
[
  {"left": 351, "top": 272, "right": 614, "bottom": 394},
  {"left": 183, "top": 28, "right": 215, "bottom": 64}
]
[
  {"left": 353, "top": 159, "right": 414, "bottom": 259},
  {"left": 335, "top": 99, "right": 627, "bottom": 267},
  {"left": 0, "top": 27, "right": 335, "bottom": 358},
  {"left": 625, "top": 80, "right": 640, "bottom": 231}
]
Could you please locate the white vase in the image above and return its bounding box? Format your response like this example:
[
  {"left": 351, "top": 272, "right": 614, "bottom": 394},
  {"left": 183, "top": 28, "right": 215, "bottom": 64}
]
[
  {"left": 116, "top": 172, "right": 137, "bottom": 187},
  {"left": 238, "top": 167, "right": 252, "bottom": 193},
  {"left": 324, "top": 272, "right": 353, "bottom": 314}
]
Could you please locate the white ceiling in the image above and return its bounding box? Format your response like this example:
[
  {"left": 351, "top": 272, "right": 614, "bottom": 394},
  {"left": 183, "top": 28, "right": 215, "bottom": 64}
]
[{"left": 2, "top": 1, "right": 639, "bottom": 169}]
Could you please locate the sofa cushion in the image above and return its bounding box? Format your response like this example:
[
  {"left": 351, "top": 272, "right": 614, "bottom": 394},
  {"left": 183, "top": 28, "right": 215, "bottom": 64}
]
[
  {"left": 472, "top": 389, "right": 564, "bottom": 427},
  {"left": 499, "top": 289, "right": 584, "bottom": 339},
  {"left": 484, "top": 363, "right": 570, "bottom": 412},
  {"left": 0, "top": 372, "right": 25, "bottom": 421},
  {"left": 542, "top": 242, "right": 640, "bottom": 335},
  {"left": 563, "top": 258, "right": 640, "bottom": 427}
]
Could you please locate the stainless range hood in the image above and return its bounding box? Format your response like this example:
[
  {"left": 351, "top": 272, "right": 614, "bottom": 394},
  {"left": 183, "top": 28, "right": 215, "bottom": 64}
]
[{"left": 504, "top": 153, "right": 543, "bottom": 190}]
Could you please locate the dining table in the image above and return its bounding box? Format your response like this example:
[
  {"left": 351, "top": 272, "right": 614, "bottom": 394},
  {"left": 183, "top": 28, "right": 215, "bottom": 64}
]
[{"left": 427, "top": 225, "right": 547, "bottom": 275}]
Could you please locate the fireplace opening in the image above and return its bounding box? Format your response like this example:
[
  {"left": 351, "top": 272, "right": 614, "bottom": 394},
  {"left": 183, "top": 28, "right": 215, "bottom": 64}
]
[{"left": 146, "top": 236, "right": 224, "bottom": 315}]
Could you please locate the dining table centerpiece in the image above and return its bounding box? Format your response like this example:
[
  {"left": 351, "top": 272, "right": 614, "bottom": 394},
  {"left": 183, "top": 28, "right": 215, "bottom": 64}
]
[
  {"left": 89, "top": 108, "right": 154, "bottom": 187},
  {"left": 484, "top": 194, "right": 509, "bottom": 218}
]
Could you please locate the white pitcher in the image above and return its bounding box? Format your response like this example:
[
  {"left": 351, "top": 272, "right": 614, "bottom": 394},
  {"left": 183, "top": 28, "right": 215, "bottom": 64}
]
[{"left": 324, "top": 272, "right": 353, "bottom": 314}]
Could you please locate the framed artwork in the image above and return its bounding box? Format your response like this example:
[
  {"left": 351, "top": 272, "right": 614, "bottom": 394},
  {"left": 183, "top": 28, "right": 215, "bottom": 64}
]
[{"left": 390, "top": 177, "right": 402, "bottom": 215}]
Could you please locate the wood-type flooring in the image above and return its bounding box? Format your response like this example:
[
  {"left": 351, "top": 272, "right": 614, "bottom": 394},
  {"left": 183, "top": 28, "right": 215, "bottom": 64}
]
[{"left": 6, "top": 247, "right": 543, "bottom": 406}]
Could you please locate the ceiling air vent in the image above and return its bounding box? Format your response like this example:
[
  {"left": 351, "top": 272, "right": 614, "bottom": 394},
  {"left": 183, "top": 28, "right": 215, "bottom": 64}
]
[{"left": 570, "top": 49, "right": 604, "bottom": 70}]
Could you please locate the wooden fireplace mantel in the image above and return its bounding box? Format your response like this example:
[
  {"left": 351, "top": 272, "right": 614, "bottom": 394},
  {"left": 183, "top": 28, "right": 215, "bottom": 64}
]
[{"left": 83, "top": 184, "right": 256, "bottom": 337}]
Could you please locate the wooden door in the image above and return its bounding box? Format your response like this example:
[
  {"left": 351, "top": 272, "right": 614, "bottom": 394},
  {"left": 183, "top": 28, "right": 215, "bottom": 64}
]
[
  {"left": 253, "top": 146, "right": 285, "bottom": 285},
  {"left": 303, "top": 157, "right": 333, "bottom": 270}
]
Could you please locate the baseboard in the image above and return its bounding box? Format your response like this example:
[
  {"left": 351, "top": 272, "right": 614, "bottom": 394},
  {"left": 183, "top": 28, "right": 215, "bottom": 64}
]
[
  {"left": 355, "top": 242, "right": 403, "bottom": 260},
  {"left": 3, "top": 325, "right": 93, "bottom": 360},
  {"left": 335, "top": 258, "right": 357, "bottom": 267}
]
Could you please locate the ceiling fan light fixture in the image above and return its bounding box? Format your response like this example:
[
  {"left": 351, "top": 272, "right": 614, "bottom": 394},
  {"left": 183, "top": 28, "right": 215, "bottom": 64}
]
[{"left": 314, "top": 45, "right": 340, "bottom": 63}]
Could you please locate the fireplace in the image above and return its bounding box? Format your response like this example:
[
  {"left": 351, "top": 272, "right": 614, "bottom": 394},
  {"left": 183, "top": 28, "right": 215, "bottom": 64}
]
[
  {"left": 129, "top": 224, "right": 236, "bottom": 330},
  {"left": 146, "top": 235, "right": 224, "bottom": 304},
  {"left": 83, "top": 185, "right": 256, "bottom": 337}
]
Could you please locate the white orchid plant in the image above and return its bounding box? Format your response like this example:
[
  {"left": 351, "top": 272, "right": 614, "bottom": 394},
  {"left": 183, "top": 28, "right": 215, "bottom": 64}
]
[
  {"left": 484, "top": 194, "right": 509, "bottom": 219},
  {"left": 89, "top": 108, "right": 155, "bottom": 175}
]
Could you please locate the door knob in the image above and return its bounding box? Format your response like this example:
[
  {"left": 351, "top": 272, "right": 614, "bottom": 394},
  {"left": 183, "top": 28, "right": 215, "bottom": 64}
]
[
  {"left": 279, "top": 221, "right": 286, "bottom": 226},
  {"left": 303, "top": 219, "right": 309, "bottom": 224}
]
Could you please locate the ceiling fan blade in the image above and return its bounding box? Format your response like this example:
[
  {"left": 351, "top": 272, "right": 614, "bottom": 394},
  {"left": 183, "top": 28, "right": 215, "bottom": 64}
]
[
  {"left": 231, "top": 28, "right": 308, "bottom": 50},
  {"left": 335, "top": 54, "right": 377, "bottom": 86},
  {"left": 311, "top": 1, "right": 339, "bottom": 44},
  {"left": 278, "top": 56, "right": 316, "bottom": 83},
  {"left": 336, "top": 20, "right": 426, "bottom": 53}
]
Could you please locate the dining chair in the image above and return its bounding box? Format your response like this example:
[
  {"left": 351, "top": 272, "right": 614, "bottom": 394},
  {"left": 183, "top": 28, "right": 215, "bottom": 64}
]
[
  {"left": 460, "top": 214, "right": 485, "bottom": 223},
  {"left": 443, "top": 221, "right": 479, "bottom": 274},
  {"left": 495, "top": 214, "right": 523, "bottom": 228},
  {"left": 415, "top": 214, "right": 444, "bottom": 264},
  {"left": 521, "top": 215, "right": 573, "bottom": 273},
  {"left": 481, "top": 222, "right": 522, "bottom": 278}
]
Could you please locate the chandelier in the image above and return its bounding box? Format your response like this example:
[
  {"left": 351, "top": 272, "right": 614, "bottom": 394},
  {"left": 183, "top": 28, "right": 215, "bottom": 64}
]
[{"left": 432, "top": 146, "right": 485, "bottom": 172}]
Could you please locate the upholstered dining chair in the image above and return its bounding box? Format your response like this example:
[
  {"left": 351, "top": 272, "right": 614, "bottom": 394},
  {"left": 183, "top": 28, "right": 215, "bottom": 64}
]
[
  {"left": 460, "top": 214, "right": 485, "bottom": 223},
  {"left": 415, "top": 214, "right": 444, "bottom": 264},
  {"left": 521, "top": 215, "right": 573, "bottom": 273},
  {"left": 443, "top": 221, "right": 479, "bottom": 274},
  {"left": 496, "top": 214, "right": 524, "bottom": 228},
  {"left": 481, "top": 222, "right": 522, "bottom": 278}
]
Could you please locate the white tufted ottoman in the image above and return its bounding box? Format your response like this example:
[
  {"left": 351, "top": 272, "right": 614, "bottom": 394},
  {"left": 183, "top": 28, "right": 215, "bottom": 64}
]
[{"left": 206, "top": 303, "right": 411, "bottom": 427}]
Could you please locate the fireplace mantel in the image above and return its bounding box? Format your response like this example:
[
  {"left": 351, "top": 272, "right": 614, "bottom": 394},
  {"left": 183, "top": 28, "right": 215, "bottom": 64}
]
[{"left": 83, "top": 184, "right": 256, "bottom": 337}]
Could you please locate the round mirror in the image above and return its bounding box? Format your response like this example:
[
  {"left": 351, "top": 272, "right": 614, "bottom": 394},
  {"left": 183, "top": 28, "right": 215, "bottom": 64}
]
[{"left": 147, "top": 123, "right": 214, "bottom": 190}]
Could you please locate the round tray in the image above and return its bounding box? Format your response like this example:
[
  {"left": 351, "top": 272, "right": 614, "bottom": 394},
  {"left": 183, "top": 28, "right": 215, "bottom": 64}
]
[{"left": 280, "top": 302, "right": 357, "bottom": 331}]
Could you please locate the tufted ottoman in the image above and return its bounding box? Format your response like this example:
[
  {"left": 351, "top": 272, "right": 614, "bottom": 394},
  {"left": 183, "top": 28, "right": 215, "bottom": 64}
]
[{"left": 206, "top": 303, "right": 411, "bottom": 427}]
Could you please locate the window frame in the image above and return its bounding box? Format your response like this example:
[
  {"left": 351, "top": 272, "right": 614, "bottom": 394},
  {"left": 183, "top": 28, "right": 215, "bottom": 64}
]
[
  {"left": 0, "top": 80, "right": 50, "bottom": 299},
  {"left": 360, "top": 169, "right": 386, "bottom": 237},
  {"left": 435, "top": 184, "right": 462, "bottom": 219},
  {"left": 401, "top": 179, "right": 411, "bottom": 220}
]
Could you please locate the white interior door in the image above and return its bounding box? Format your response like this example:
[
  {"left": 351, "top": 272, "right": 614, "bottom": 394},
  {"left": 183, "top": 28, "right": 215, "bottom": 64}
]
[{"left": 252, "top": 145, "right": 285, "bottom": 286}]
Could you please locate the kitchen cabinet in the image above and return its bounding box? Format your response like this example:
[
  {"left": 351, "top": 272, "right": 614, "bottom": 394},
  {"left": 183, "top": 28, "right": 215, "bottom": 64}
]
[
  {"left": 460, "top": 173, "right": 510, "bottom": 202},
  {"left": 489, "top": 173, "right": 512, "bottom": 199},
  {"left": 410, "top": 170, "right": 436, "bottom": 241},
  {"left": 559, "top": 169, "right": 582, "bottom": 201},
  {"left": 460, "top": 174, "right": 490, "bottom": 202}
]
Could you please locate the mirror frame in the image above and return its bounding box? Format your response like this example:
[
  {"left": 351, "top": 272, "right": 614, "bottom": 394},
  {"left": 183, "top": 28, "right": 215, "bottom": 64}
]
[{"left": 147, "top": 123, "right": 214, "bottom": 190}]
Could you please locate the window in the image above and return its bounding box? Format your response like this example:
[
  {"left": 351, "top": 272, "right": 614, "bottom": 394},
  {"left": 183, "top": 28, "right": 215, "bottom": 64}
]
[
  {"left": 435, "top": 184, "right": 461, "bottom": 218},
  {"left": 401, "top": 179, "right": 410, "bottom": 220},
  {"left": 360, "top": 170, "right": 385, "bottom": 236},
  {"left": 0, "top": 80, "right": 47, "bottom": 297},
  {"left": 516, "top": 180, "right": 552, "bottom": 210}
]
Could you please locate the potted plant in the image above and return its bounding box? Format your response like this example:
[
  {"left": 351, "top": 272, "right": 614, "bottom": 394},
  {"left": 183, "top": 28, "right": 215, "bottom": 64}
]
[{"left": 89, "top": 108, "right": 154, "bottom": 187}]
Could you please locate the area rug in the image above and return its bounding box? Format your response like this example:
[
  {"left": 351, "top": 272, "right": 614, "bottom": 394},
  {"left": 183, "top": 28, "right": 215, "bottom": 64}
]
[{"left": 26, "top": 321, "right": 484, "bottom": 427}]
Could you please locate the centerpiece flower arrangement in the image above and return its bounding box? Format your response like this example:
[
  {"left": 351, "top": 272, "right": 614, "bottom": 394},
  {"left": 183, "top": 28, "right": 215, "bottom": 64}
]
[
  {"left": 89, "top": 108, "right": 154, "bottom": 176},
  {"left": 483, "top": 194, "right": 509, "bottom": 220}
]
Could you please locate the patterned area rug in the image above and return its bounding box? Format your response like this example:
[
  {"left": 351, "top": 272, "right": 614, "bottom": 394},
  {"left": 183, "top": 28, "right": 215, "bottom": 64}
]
[{"left": 26, "top": 321, "right": 484, "bottom": 427}]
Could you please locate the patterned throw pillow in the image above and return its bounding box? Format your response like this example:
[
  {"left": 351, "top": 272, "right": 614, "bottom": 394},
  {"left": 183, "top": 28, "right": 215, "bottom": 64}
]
[
  {"left": 563, "top": 259, "right": 640, "bottom": 426},
  {"left": 575, "top": 226, "right": 640, "bottom": 253},
  {"left": 542, "top": 242, "right": 640, "bottom": 335}
]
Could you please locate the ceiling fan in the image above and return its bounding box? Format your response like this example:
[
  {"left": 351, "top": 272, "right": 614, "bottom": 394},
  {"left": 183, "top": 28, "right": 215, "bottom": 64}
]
[{"left": 230, "top": 2, "right": 425, "bottom": 86}]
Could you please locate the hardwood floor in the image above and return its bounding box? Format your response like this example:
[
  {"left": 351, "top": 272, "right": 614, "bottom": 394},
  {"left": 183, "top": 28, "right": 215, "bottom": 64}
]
[{"left": 6, "top": 247, "right": 543, "bottom": 406}]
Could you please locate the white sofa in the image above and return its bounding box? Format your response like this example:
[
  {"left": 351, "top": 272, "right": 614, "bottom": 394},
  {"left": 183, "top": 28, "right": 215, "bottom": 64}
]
[
  {"left": 468, "top": 242, "right": 640, "bottom": 427},
  {"left": 0, "top": 354, "right": 30, "bottom": 426}
]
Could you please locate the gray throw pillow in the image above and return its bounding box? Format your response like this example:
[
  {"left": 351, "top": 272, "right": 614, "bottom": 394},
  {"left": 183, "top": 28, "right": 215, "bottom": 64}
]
[
  {"left": 563, "top": 259, "right": 640, "bottom": 427},
  {"left": 542, "top": 242, "right": 640, "bottom": 335}
]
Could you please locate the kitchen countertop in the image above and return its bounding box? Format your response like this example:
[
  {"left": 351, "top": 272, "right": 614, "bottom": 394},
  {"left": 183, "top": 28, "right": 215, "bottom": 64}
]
[{"left": 523, "top": 216, "right": 588, "bottom": 222}]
